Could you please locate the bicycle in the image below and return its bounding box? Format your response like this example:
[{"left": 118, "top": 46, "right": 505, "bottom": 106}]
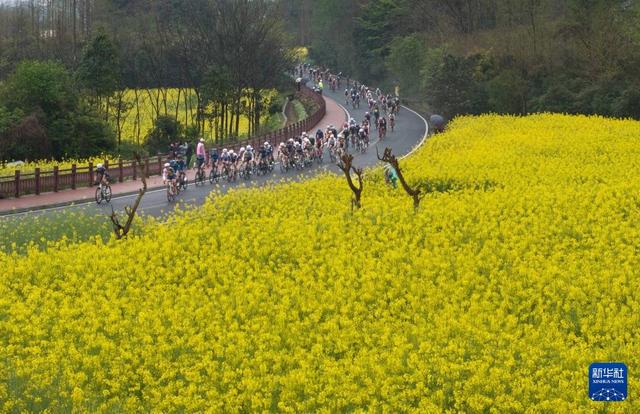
[
  {"left": 194, "top": 165, "right": 206, "bottom": 186},
  {"left": 95, "top": 181, "right": 112, "bottom": 205},
  {"left": 178, "top": 171, "right": 188, "bottom": 192},
  {"left": 167, "top": 180, "right": 178, "bottom": 202},
  {"left": 240, "top": 163, "right": 252, "bottom": 180},
  {"left": 328, "top": 146, "right": 337, "bottom": 163},
  {"left": 209, "top": 164, "right": 221, "bottom": 184}
]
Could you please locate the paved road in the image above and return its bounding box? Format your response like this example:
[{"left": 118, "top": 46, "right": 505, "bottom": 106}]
[{"left": 0, "top": 83, "right": 427, "bottom": 223}]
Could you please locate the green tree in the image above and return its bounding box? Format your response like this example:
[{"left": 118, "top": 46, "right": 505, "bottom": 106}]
[
  {"left": 1, "top": 61, "right": 77, "bottom": 118},
  {"left": 145, "top": 116, "right": 183, "bottom": 154},
  {"left": 353, "top": 0, "right": 407, "bottom": 82},
  {"left": 386, "top": 35, "right": 425, "bottom": 97},
  {"left": 76, "top": 31, "right": 121, "bottom": 113},
  {"left": 487, "top": 70, "right": 529, "bottom": 114},
  {"left": 421, "top": 49, "right": 487, "bottom": 118},
  {"left": 1, "top": 60, "right": 115, "bottom": 161}
]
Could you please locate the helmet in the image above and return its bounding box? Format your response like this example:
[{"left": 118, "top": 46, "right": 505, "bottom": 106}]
[
  {"left": 247, "top": 145, "right": 252, "bottom": 151},
  {"left": 164, "top": 163, "right": 170, "bottom": 167},
  {"left": 240, "top": 146, "right": 245, "bottom": 152},
  {"left": 359, "top": 129, "right": 365, "bottom": 133},
  {"left": 199, "top": 138, "right": 205, "bottom": 143},
  {"left": 97, "top": 163, "right": 103, "bottom": 169},
  {"left": 264, "top": 141, "right": 269, "bottom": 146},
  {"left": 222, "top": 148, "right": 228, "bottom": 153}
]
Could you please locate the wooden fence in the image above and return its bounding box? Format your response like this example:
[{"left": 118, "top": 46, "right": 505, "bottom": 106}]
[{"left": 0, "top": 84, "right": 326, "bottom": 199}]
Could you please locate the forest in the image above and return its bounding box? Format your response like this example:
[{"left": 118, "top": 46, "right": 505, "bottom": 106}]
[
  {"left": 280, "top": 0, "right": 640, "bottom": 119},
  {"left": 0, "top": 0, "right": 293, "bottom": 162},
  {"left": 2, "top": 0, "right": 640, "bottom": 163}
]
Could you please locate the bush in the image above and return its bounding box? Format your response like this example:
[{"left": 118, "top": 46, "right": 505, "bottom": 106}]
[
  {"left": 0, "top": 60, "right": 116, "bottom": 161},
  {"left": 145, "top": 115, "right": 183, "bottom": 153}
]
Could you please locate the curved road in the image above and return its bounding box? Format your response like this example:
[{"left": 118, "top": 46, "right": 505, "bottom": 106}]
[{"left": 0, "top": 80, "right": 427, "bottom": 222}]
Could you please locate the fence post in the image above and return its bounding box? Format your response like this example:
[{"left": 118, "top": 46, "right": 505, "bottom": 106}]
[
  {"left": 88, "top": 162, "right": 94, "bottom": 186},
  {"left": 133, "top": 160, "right": 137, "bottom": 181},
  {"left": 118, "top": 159, "right": 124, "bottom": 183},
  {"left": 53, "top": 166, "right": 59, "bottom": 192},
  {"left": 158, "top": 155, "right": 163, "bottom": 175},
  {"left": 35, "top": 168, "right": 40, "bottom": 195},
  {"left": 71, "top": 164, "right": 77, "bottom": 190},
  {"left": 145, "top": 158, "right": 150, "bottom": 178},
  {"left": 14, "top": 170, "right": 20, "bottom": 198}
]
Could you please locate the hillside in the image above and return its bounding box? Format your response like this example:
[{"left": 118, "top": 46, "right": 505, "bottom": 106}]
[{"left": 1, "top": 114, "right": 639, "bottom": 412}]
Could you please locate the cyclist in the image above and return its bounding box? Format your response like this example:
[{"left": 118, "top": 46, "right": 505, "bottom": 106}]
[
  {"left": 229, "top": 149, "right": 239, "bottom": 177},
  {"left": 209, "top": 148, "right": 220, "bottom": 175},
  {"left": 286, "top": 138, "right": 295, "bottom": 156},
  {"left": 364, "top": 112, "right": 371, "bottom": 126},
  {"left": 175, "top": 155, "right": 187, "bottom": 186},
  {"left": 373, "top": 106, "right": 380, "bottom": 129},
  {"left": 95, "top": 163, "right": 110, "bottom": 186},
  {"left": 243, "top": 145, "right": 254, "bottom": 171},
  {"left": 378, "top": 116, "right": 387, "bottom": 140},
  {"left": 389, "top": 113, "right": 396, "bottom": 132},
  {"left": 326, "top": 133, "right": 337, "bottom": 160},
  {"left": 315, "top": 131, "right": 323, "bottom": 159},
  {"left": 264, "top": 141, "right": 274, "bottom": 163},
  {"left": 196, "top": 138, "right": 207, "bottom": 173},
  {"left": 279, "top": 142, "right": 289, "bottom": 167},
  {"left": 162, "top": 162, "right": 177, "bottom": 190},
  {"left": 344, "top": 88, "right": 349, "bottom": 105},
  {"left": 220, "top": 148, "right": 231, "bottom": 175}
]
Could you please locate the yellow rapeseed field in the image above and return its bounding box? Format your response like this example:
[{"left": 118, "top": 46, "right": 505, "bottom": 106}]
[
  {"left": 117, "top": 88, "right": 255, "bottom": 146},
  {"left": 1, "top": 114, "right": 639, "bottom": 412},
  {"left": 0, "top": 156, "right": 119, "bottom": 178}
]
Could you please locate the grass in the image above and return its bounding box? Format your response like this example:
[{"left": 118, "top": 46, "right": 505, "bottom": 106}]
[{"left": 0, "top": 208, "right": 149, "bottom": 254}]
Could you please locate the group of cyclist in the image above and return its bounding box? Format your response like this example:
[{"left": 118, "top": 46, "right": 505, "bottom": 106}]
[{"left": 98, "top": 64, "right": 401, "bottom": 201}]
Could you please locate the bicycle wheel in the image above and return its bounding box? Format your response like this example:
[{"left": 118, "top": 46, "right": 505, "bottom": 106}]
[
  {"left": 95, "top": 187, "right": 103, "bottom": 204},
  {"left": 104, "top": 185, "right": 112, "bottom": 203}
]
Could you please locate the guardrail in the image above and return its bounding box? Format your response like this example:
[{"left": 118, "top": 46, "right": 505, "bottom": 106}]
[{"left": 0, "top": 84, "right": 326, "bottom": 199}]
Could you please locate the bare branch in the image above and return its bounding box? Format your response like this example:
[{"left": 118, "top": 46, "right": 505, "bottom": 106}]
[
  {"left": 338, "top": 153, "right": 363, "bottom": 210},
  {"left": 109, "top": 152, "right": 148, "bottom": 239}
]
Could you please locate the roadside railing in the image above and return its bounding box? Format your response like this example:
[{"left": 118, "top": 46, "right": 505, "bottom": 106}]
[{"left": 0, "top": 83, "right": 326, "bottom": 199}]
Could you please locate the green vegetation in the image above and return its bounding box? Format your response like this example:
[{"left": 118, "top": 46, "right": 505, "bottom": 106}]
[
  {"left": 0, "top": 207, "right": 153, "bottom": 255},
  {"left": 0, "top": 61, "right": 115, "bottom": 163},
  {"left": 282, "top": 0, "right": 640, "bottom": 119},
  {"left": 0, "top": 1, "right": 293, "bottom": 164},
  {"left": 0, "top": 210, "right": 112, "bottom": 254},
  {"left": 291, "top": 100, "right": 308, "bottom": 124}
]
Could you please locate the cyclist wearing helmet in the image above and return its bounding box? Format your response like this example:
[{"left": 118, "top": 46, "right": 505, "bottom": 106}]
[
  {"left": 196, "top": 138, "right": 206, "bottom": 170},
  {"left": 162, "top": 162, "right": 177, "bottom": 187},
  {"left": 244, "top": 145, "right": 254, "bottom": 168},
  {"left": 95, "top": 163, "right": 109, "bottom": 186}
]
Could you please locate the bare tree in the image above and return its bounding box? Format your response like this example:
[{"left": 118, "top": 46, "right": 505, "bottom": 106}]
[
  {"left": 109, "top": 152, "right": 147, "bottom": 240},
  {"left": 376, "top": 147, "right": 424, "bottom": 210},
  {"left": 337, "top": 153, "right": 363, "bottom": 211}
]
